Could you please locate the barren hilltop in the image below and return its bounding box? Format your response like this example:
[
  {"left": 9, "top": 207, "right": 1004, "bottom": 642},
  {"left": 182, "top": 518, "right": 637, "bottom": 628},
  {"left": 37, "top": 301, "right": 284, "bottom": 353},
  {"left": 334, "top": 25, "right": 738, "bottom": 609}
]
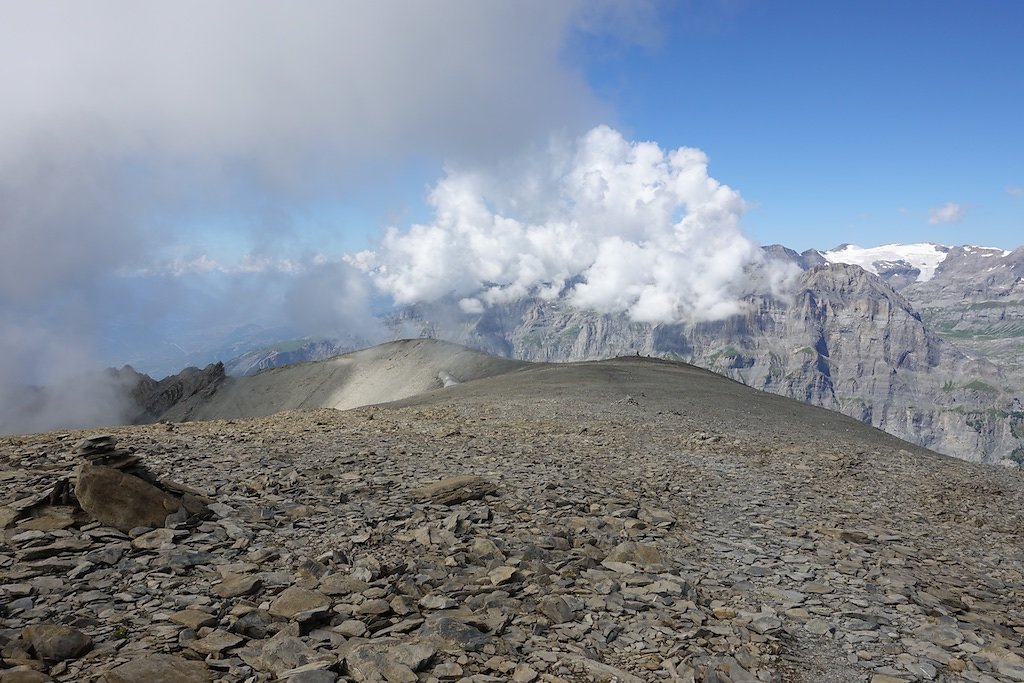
[{"left": 2, "top": 341, "right": 1023, "bottom": 682}]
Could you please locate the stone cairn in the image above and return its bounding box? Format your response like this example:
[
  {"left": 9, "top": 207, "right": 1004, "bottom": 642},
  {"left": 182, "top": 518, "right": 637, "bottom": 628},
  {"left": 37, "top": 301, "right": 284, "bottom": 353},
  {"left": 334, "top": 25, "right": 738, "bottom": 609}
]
[
  {"left": 73, "top": 435, "right": 142, "bottom": 471},
  {"left": 0, "top": 436, "right": 215, "bottom": 681}
]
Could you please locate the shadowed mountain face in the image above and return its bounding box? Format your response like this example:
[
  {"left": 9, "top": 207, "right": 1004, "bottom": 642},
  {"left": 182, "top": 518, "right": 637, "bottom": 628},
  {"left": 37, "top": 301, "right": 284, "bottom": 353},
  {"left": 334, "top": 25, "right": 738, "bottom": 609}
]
[{"left": 2, "top": 345, "right": 1023, "bottom": 682}]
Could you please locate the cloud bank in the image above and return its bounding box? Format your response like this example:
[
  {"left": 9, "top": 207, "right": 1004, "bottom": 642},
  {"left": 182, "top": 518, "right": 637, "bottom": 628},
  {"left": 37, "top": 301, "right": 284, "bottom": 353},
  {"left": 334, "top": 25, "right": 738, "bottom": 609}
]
[
  {"left": 929, "top": 202, "right": 965, "bottom": 224},
  {"left": 355, "top": 126, "right": 786, "bottom": 323},
  {"left": 0, "top": 1, "right": 647, "bottom": 433}
]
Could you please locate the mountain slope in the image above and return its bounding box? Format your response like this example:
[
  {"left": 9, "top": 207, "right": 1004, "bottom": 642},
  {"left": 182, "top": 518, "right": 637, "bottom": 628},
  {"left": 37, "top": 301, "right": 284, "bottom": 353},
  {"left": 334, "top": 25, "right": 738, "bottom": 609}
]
[
  {"left": 118, "top": 242, "right": 1024, "bottom": 465},
  {"left": 157, "top": 339, "right": 527, "bottom": 422}
]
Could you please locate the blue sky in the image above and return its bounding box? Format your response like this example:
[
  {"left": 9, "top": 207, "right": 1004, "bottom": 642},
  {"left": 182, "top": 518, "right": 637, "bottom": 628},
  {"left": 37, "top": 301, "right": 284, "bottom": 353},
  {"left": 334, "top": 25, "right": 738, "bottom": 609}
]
[{"left": 571, "top": 1, "right": 1023, "bottom": 250}]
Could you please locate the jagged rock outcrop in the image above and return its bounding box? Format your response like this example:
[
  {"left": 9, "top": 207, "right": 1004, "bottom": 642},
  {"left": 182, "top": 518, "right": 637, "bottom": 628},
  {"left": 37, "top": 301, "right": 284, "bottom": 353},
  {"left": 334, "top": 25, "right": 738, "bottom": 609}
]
[
  {"left": 810, "top": 243, "right": 1024, "bottom": 373},
  {"left": 125, "top": 363, "right": 226, "bottom": 422}
]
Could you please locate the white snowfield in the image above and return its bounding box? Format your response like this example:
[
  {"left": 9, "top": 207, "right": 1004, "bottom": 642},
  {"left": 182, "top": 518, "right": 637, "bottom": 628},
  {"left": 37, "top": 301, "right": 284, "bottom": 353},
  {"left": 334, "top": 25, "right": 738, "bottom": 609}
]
[{"left": 821, "top": 243, "right": 1009, "bottom": 283}]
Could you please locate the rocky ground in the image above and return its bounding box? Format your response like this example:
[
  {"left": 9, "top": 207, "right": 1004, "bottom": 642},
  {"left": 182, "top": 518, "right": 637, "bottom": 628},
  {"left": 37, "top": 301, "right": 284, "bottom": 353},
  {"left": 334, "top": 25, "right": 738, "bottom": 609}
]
[{"left": 1, "top": 357, "right": 1023, "bottom": 682}]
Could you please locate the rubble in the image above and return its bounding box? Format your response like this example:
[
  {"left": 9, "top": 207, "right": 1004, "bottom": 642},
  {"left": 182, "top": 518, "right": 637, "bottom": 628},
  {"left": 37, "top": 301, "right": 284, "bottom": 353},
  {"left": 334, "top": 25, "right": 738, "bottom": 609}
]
[{"left": 1, "top": 384, "right": 1022, "bottom": 681}]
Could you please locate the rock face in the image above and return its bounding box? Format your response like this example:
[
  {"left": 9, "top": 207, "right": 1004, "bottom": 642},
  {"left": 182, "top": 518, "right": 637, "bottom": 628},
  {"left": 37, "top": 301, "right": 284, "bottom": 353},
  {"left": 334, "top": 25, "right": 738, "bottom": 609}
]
[
  {"left": 225, "top": 339, "right": 353, "bottom": 377},
  {"left": 1, "top": 359, "right": 1022, "bottom": 682},
  {"left": 126, "top": 363, "right": 227, "bottom": 422},
  {"left": 901, "top": 246, "right": 1024, "bottom": 373},
  {"left": 816, "top": 243, "right": 1024, "bottom": 382}
]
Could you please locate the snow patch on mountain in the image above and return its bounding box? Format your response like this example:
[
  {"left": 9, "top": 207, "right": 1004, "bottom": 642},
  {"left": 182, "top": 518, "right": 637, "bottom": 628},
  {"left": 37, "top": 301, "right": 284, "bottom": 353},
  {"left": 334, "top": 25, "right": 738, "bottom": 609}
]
[
  {"left": 962, "top": 245, "right": 1011, "bottom": 257},
  {"left": 822, "top": 243, "right": 951, "bottom": 282}
]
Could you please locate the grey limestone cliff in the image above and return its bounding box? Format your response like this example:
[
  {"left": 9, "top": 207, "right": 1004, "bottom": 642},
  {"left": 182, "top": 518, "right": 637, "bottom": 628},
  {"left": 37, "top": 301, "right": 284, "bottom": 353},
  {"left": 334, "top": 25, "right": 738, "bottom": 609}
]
[{"left": 902, "top": 246, "right": 1024, "bottom": 372}]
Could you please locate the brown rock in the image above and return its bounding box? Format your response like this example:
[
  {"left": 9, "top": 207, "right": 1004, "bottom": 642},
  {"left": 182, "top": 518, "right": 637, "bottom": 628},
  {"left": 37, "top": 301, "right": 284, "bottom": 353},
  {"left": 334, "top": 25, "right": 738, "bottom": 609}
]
[
  {"left": 487, "top": 566, "right": 518, "bottom": 585},
  {"left": 131, "top": 528, "right": 178, "bottom": 550},
  {"left": 17, "top": 507, "right": 76, "bottom": 531},
  {"left": 170, "top": 609, "right": 218, "bottom": 630},
  {"left": 188, "top": 629, "right": 243, "bottom": 655},
  {"left": 319, "top": 574, "right": 370, "bottom": 596},
  {"left": 0, "top": 505, "right": 20, "bottom": 529},
  {"left": 512, "top": 665, "right": 538, "bottom": 683},
  {"left": 102, "top": 654, "right": 212, "bottom": 683},
  {"left": 537, "top": 595, "right": 575, "bottom": 624},
  {"left": 268, "top": 587, "right": 331, "bottom": 619},
  {"left": 417, "top": 617, "right": 488, "bottom": 652},
  {"left": 215, "top": 573, "right": 262, "bottom": 598},
  {"left": 0, "top": 670, "right": 54, "bottom": 683},
  {"left": 604, "top": 541, "right": 664, "bottom": 567},
  {"left": 409, "top": 475, "right": 498, "bottom": 505},
  {"left": 237, "top": 634, "right": 327, "bottom": 676},
  {"left": 344, "top": 639, "right": 436, "bottom": 682},
  {"left": 21, "top": 624, "right": 92, "bottom": 662},
  {"left": 355, "top": 598, "right": 392, "bottom": 616},
  {"left": 74, "top": 465, "right": 180, "bottom": 532}
]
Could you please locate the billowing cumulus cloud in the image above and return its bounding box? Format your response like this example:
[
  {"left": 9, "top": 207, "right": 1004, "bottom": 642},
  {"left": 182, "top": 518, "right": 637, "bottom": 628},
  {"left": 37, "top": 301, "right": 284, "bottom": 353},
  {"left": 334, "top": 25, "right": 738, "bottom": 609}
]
[
  {"left": 355, "top": 126, "right": 789, "bottom": 323},
  {"left": 928, "top": 202, "right": 965, "bottom": 224}
]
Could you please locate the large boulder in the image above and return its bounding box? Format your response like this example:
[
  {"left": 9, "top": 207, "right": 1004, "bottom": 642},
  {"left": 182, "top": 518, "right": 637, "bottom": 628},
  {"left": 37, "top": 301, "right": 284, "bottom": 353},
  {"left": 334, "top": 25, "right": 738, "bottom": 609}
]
[
  {"left": 74, "top": 465, "right": 181, "bottom": 531},
  {"left": 21, "top": 624, "right": 92, "bottom": 662}
]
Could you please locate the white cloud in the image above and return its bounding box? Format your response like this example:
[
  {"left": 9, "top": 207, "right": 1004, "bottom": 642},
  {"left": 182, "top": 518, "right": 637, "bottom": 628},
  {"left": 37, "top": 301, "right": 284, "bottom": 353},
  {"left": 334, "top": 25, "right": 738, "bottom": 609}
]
[
  {"left": 1008, "top": 186, "right": 1024, "bottom": 197},
  {"left": 928, "top": 202, "right": 965, "bottom": 224},
  {"left": 355, "top": 126, "right": 793, "bottom": 323}
]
